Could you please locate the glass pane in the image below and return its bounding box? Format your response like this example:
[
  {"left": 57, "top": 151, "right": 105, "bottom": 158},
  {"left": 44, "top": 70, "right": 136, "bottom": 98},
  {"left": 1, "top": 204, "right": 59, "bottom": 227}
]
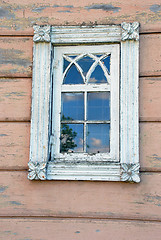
[
  {"left": 87, "top": 124, "right": 110, "bottom": 153},
  {"left": 68, "top": 55, "right": 78, "bottom": 59},
  {"left": 77, "top": 56, "right": 94, "bottom": 76},
  {"left": 64, "top": 64, "right": 84, "bottom": 84},
  {"left": 61, "top": 93, "right": 84, "bottom": 120},
  {"left": 101, "top": 55, "right": 110, "bottom": 74},
  {"left": 63, "top": 58, "right": 70, "bottom": 72},
  {"left": 88, "top": 64, "right": 107, "bottom": 83},
  {"left": 95, "top": 54, "right": 102, "bottom": 58},
  {"left": 60, "top": 124, "right": 84, "bottom": 153},
  {"left": 87, "top": 92, "right": 110, "bottom": 120}
]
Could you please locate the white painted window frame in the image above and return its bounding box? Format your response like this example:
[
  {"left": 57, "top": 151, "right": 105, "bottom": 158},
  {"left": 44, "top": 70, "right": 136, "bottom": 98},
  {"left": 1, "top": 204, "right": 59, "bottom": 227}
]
[
  {"left": 28, "top": 23, "right": 140, "bottom": 182},
  {"left": 51, "top": 45, "right": 119, "bottom": 163}
]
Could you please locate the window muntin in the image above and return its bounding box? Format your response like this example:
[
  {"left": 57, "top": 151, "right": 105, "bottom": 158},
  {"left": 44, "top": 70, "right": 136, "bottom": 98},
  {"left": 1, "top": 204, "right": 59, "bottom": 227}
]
[{"left": 51, "top": 44, "right": 119, "bottom": 162}]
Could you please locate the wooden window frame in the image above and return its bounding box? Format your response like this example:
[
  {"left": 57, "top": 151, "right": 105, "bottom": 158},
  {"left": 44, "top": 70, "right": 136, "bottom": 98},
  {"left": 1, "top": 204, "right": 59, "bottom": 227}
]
[{"left": 28, "top": 23, "right": 140, "bottom": 182}]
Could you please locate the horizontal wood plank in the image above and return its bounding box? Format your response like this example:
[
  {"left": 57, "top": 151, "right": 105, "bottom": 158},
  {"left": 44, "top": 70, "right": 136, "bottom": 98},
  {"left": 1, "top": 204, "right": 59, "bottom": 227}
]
[
  {"left": 140, "top": 34, "right": 161, "bottom": 76},
  {"left": 140, "top": 77, "right": 161, "bottom": 121},
  {"left": 0, "top": 171, "right": 161, "bottom": 220},
  {"left": 0, "top": 0, "right": 161, "bottom": 34},
  {"left": 0, "top": 34, "right": 161, "bottom": 78},
  {"left": 0, "top": 122, "right": 161, "bottom": 171},
  {"left": 0, "top": 37, "right": 32, "bottom": 77},
  {"left": 140, "top": 122, "right": 161, "bottom": 171},
  {"left": 0, "top": 123, "right": 30, "bottom": 169},
  {"left": 1, "top": 218, "right": 161, "bottom": 240},
  {"left": 0, "top": 78, "right": 31, "bottom": 121}
]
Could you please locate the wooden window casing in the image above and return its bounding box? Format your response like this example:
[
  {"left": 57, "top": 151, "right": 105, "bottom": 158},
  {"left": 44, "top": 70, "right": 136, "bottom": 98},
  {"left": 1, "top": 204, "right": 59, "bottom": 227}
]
[{"left": 28, "top": 23, "right": 140, "bottom": 182}]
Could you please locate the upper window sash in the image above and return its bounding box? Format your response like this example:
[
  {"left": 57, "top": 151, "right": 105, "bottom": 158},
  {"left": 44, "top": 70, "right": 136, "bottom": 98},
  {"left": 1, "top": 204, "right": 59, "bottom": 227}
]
[{"left": 28, "top": 23, "right": 140, "bottom": 182}]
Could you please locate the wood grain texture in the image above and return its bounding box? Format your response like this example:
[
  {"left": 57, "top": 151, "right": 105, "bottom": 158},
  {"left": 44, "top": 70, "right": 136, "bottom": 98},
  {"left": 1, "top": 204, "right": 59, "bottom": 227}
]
[
  {"left": 0, "top": 122, "right": 161, "bottom": 171},
  {"left": 140, "top": 77, "right": 161, "bottom": 121},
  {"left": 0, "top": 123, "right": 30, "bottom": 169},
  {"left": 0, "top": 37, "right": 32, "bottom": 77},
  {"left": 0, "top": 0, "right": 161, "bottom": 34},
  {"left": 0, "top": 34, "right": 161, "bottom": 78},
  {"left": 140, "top": 34, "right": 161, "bottom": 76},
  {"left": 1, "top": 218, "right": 161, "bottom": 240},
  {"left": 0, "top": 78, "right": 31, "bottom": 121},
  {"left": 0, "top": 171, "right": 161, "bottom": 220},
  {"left": 140, "top": 122, "right": 161, "bottom": 171}
]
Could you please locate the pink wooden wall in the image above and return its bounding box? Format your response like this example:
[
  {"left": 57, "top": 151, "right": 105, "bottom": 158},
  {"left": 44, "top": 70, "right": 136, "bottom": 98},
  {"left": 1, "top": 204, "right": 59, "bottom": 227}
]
[{"left": 1, "top": 0, "right": 161, "bottom": 239}]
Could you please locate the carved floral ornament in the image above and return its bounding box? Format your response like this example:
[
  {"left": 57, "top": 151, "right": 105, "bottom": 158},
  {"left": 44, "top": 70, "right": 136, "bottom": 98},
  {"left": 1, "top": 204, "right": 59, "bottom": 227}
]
[
  {"left": 121, "top": 163, "right": 140, "bottom": 183},
  {"left": 121, "top": 22, "right": 139, "bottom": 41},
  {"left": 33, "top": 22, "right": 139, "bottom": 43},
  {"left": 28, "top": 161, "right": 47, "bottom": 180},
  {"left": 33, "top": 25, "right": 51, "bottom": 42}
]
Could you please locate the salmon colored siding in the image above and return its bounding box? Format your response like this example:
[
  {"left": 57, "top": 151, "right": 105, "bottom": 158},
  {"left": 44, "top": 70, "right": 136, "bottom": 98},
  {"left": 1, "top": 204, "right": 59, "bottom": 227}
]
[{"left": 0, "top": 0, "right": 161, "bottom": 239}]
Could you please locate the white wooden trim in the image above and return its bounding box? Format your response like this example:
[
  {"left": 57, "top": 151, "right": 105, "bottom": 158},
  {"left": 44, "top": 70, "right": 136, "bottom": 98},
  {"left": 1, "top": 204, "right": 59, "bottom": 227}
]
[
  {"left": 29, "top": 42, "right": 52, "bottom": 180},
  {"left": 51, "top": 25, "right": 121, "bottom": 44},
  {"left": 120, "top": 40, "right": 139, "bottom": 164},
  {"left": 47, "top": 162, "right": 120, "bottom": 181},
  {"left": 120, "top": 39, "right": 140, "bottom": 182},
  {"left": 51, "top": 44, "right": 119, "bottom": 164},
  {"left": 29, "top": 23, "right": 140, "bottom": 182}
]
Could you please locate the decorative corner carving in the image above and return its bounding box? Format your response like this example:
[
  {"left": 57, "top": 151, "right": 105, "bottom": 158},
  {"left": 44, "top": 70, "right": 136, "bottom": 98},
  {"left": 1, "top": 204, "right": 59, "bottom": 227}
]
[
  {"left": 28, "top": 161, "right": 47, "bottom": 180},
  {"left": 121, "top": 22, "right": 139, "bottom": 41},
  {"left": 121, "top": 163, "right": 140, "bottom": 183},
  {"left": 33, "top": 25, "right": 51, "bottom": 42}
]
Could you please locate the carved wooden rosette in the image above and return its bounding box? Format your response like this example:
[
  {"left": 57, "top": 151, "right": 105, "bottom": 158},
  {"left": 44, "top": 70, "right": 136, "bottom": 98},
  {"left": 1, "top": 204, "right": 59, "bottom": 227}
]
[
  {"left": 121, "top": 163, "right": 140, "bottom": 183},
  {"left": 121, "top": 22, "right": 139, "bottom": 41},
  {"left": 33, "top": 25, "right": 51, "bottom": 42},
  {"left": 28, "top": 161, "right": 47, "bottom": 180}
]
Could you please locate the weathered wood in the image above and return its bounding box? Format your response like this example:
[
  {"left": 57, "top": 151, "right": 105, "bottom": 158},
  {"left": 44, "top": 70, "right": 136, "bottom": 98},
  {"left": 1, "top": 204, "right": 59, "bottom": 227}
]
[
  {"left": 1, "top": 218, "right": 161, "bottom": 240},
  {"left": 140, "top": 34, "right": 161, "bottom": 76},
  {"left": 0, "top": 0, "right": 161, "bottom": 34},
  {"left": 0, "top": 123, "right": 30, "bottom": 169},
  {"left": 140, "top": 77, "right": 161, "bottom": 121},
  {"left": 120, "top": 36, "right": 139, "bottom": 169},
  {"left": 0, "top": 37, "right": 32, "bottom": 77},
  {"left": 0, "top": 122, "right": 161, "bottom": 171},
  {"left": 0, "top": 35, "right": 161, "bottom": 78},
  {"left": 1, "top": 171, "right": 161, "bottom": 220},
  {"left": 140, "top": 122, "right": 161, "bottom": 171},
  {"left": 29, "top": 39, "right": 52, "bottom": 180},
  {"left": 0, "top": 78, "right": 31, "bottom": 121}
]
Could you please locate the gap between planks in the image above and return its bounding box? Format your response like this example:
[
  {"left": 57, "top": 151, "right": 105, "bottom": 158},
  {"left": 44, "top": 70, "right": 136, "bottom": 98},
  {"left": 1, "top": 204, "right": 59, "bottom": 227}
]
[
  {"left": 0, "top": 31, "right": 161, "bottom": 37},
  {"left": 0, "top": 169, "right": 161, "bottom": 172},
  {"left": 0, "top": 215, "right": 161, "bottom": 223}
]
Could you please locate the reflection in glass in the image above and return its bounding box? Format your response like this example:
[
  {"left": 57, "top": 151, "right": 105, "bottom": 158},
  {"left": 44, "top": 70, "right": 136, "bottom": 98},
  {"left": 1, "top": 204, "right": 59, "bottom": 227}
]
[
  {"left": 87, "top": 124, "right": 110, "bottom": 153},
  {"left": 87, "top": 92, "right": 110, "bottom": 120},
  {"left": 77, "top": 56, "right": 94, "bottom": 76},
  {"left": 60, "top": 124, "right": 84, "bottom": 153},
  {"left": 63, "top": 58, "right": 70, "bottom": 72},
  {"left": 88, "top": 65, "right": 107, "bottom": 83},
  {"left": 101, "top": 55, "right": 110, "bottom": 74},
  {"left": 68, "top": 55, "right": 78, "bottom": 59},
  {"left": 64, "top": 64, "right": 84, "bottom": 84},
  {"left": 95, "top": 54, "right": 102, "bottom": 58},
  {"left": 61, "top": 93, "right": 84, "bottom": 120}
]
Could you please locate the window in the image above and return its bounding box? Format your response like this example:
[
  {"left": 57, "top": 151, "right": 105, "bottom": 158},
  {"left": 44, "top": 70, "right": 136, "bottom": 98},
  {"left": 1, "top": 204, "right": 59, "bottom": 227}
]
[{"left": 28, "top": 23, "right": 140, "bottom": 182}]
